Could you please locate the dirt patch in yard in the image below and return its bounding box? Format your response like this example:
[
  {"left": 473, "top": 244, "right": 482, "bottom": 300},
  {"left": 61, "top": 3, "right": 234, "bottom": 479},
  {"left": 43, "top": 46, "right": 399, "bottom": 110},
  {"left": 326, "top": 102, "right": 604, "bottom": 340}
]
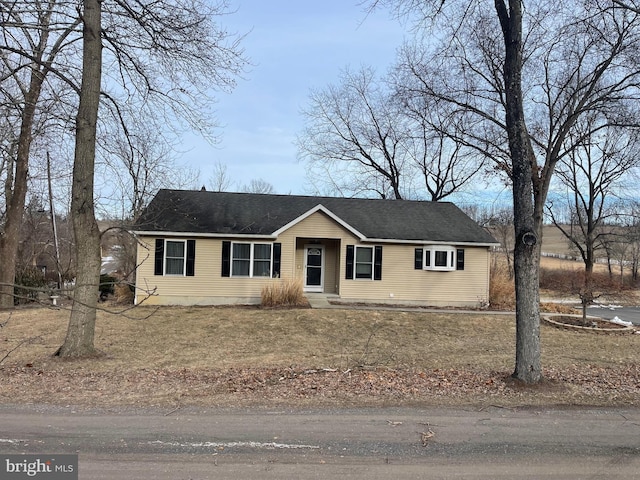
[{"left": 0, "top": 305, "right": 638, "bottom": 408}]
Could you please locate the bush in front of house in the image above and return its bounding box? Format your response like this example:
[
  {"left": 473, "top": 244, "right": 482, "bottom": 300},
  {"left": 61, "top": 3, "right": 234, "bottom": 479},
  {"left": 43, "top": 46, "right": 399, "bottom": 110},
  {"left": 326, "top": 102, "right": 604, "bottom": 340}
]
[
  {"left": 114, "top": 282, "right": 134, "bottom": 304},
  {"left": 99, "top": 274, "right": 117, "bottom": 300},
  {"left": 489, "top": 263, "right": 515, "bottom": 310},
  {"left": 261, "top": 277, "right": 307, "bottom": 308}
]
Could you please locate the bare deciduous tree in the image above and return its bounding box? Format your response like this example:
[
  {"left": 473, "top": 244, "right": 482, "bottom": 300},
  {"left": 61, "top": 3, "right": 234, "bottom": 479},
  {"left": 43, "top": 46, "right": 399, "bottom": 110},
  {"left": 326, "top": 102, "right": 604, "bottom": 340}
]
[
  {"left": 548, "top": 120, "right": 640, "bottom": 320},
  {"left": 298, "top": 65, "right": 484, "bottom": 200},
  {"left": 1, "top": 0, "right": 247, "bottom": 313},
  {"left": 0, "top": 1, "right": 80, "bottom": 308},
  {"left": 298, "top": 67, "right": 406, "bottom": 199},
  {"left": 373, "top": 0, "right": 640, "bottom": 383},
  {"left": 241, "top": 178, "right": 275, "bottom": 195},
  {"left": 2, "top": 0, "right": 246, "bottom": 354},
  {"left": 56, "top": 0, "right": 102, "bottom": 357},
  {"left": 209, "top": 160, "right": 233, "bottom": 192}
]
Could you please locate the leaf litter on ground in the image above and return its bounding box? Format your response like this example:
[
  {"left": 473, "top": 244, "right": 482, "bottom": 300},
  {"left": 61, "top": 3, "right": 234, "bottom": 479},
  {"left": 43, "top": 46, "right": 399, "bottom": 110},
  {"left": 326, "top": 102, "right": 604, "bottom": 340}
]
[{"left": 0, "top": 305, "right": 637, "bottom": 408}]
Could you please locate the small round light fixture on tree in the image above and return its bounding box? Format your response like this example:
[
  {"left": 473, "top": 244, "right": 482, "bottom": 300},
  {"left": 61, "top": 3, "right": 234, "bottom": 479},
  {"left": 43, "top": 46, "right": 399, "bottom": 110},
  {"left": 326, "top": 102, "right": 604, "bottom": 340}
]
[{"left": 521, "top": 231, "right": 537, "bottom": 246}]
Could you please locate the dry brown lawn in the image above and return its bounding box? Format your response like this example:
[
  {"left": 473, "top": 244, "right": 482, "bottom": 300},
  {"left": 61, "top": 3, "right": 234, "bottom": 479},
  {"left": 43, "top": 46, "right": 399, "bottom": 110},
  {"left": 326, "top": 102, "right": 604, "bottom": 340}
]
[{"left": 0, "top": 304, "right": 638, "bottom": 408}]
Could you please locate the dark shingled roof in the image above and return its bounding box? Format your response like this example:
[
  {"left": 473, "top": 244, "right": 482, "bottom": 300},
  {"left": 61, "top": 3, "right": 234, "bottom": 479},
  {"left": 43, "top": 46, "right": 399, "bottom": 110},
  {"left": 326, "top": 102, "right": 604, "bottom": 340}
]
[{"left": 133, "top": 190, "right": 497, "bottom": 244}]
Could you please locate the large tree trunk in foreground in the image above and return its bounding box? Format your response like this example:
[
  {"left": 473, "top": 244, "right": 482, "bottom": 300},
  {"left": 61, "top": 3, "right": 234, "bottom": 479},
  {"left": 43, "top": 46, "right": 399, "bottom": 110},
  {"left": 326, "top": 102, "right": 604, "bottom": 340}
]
[
  {"left": 0, "top": 138, "right": 29, "bottom": 309},
  {"left": 57, "top": 0, "right": 102, "bottom": 357},
  {"left": 0, "top": 73, "right": 43, "bottom": 308},
  {"left": 496, "top": 0, "right": 542, "bottom": 383}
]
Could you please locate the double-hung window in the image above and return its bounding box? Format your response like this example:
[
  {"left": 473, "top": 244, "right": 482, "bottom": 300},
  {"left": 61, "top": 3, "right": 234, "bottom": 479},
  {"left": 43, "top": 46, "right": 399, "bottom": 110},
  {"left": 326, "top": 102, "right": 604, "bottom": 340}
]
[
  {"left": 154, "top": 238, "right": 196, "bottom": 276},
  {"left": 252, "top": 243, "right": 272, "bottom": 277},
  {"left": 231, "top": 243, "right": 251, "bottom": 276},
  {"left": 165, "top": 240, "right": 186, "bottom": 275},
  {"left": 231, "top": 242, "right": 272, "bottom": 277},
  {"left": 355, "top": 246, "right": 374, "bottom": 279},
  {"left": 346, "top": 245, "right": 383, "bottom": 281}
]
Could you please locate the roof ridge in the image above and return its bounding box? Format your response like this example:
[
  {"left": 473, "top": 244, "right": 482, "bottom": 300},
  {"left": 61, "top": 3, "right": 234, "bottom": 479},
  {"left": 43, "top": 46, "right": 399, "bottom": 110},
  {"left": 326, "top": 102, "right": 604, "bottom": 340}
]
[{"left": 158, "top": 188, "right": 455, "bottom": 206}]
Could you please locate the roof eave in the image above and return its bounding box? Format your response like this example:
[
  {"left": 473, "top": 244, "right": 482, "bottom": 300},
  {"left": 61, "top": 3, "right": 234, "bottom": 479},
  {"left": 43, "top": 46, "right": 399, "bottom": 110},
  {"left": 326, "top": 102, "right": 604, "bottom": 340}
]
[
  {"left": 131, "top": 230, "right": 277, "bottom": 240},
  {"left": 362, "top": 238, "right": 501, "bottom": 247},
  {"left": 131, "top": 232, "right": 499, "bottom": 246}
]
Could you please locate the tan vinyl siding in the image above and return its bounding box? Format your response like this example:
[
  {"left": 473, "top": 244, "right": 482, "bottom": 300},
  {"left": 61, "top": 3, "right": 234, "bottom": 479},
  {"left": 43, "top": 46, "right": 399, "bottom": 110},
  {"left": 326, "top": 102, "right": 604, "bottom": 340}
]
[
  {"left": 135, "top": 237, "right": 274, "bottom": 305},
  {"left": 135, "top": 210, "right": 491, "bottom": 307},
  {"left": 322, "top": 245, "right": 339, "bottom": 294},
  {"left": 134, "top": 212, "right": 355, "bottom": 305},
  {"left": 338, "top": 243, "right": 490, "bottom": 307}
]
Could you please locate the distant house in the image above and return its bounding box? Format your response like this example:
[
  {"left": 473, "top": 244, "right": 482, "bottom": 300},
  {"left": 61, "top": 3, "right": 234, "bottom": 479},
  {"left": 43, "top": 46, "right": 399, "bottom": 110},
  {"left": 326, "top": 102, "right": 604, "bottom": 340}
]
[{"left": 132, "top": 190, "right": 498, "bottom": 307}]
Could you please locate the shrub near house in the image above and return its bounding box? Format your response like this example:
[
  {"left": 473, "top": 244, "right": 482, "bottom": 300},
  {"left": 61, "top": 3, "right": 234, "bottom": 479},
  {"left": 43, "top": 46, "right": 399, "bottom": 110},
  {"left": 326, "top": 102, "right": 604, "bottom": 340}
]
[{"left": 132, "top": 190, "right": 498, "bottom": 307}]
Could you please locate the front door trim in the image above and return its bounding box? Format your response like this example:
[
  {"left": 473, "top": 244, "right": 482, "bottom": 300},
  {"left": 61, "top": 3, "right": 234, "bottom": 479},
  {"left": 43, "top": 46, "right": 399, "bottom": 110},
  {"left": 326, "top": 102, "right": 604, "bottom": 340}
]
[{"left": 304, "top": 244, "right": 324, "bottom": 292}]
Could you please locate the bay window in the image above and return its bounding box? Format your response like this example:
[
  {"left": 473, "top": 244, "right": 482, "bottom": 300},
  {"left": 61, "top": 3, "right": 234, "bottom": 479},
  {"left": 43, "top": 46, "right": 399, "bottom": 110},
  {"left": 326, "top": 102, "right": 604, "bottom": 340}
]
[{"left": 415, "top": 246, "right": 465, "bottom": 272}]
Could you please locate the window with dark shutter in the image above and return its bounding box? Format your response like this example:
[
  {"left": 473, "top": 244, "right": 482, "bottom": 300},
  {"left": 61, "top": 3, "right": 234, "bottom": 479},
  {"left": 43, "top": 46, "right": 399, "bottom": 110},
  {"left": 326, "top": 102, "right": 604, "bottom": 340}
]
[
  {"left": 374, "top": 245, "right": 383, "bottom": 281},
  {"left": 186, "top": 240, "right": 196, "bottom": 276},
  {"left": 273, "top": 243, "right": 281, "bottom": 278},
  {"left": 456, "top": 249, "right": 465, "bottom": 270},
  {"left": 345, "top": 245, "right": 354, "bottom": 279},
  {"left": 221, "top": 241, "right": 231, "bottom": 277},
  {"left": 414, "top": 248, "right": 423, "bottom": 270},
  {"left": 165, "top": 240, "right": 186, "bottom": 275},
  {"left": 154, "top": 239, "right": 164, "bottom": 275}
]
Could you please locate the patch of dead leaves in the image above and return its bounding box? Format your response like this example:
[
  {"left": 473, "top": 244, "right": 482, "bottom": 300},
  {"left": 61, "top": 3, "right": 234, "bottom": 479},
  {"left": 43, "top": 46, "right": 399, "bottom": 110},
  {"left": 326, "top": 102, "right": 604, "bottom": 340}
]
[{"left": 0, "top": 363, "right": 638, "bottom": 407}]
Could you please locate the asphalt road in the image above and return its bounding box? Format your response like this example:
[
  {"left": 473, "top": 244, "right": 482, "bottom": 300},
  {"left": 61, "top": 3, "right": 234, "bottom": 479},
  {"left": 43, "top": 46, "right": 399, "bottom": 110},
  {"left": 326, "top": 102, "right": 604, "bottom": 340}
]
[
  {"left": 1, "top": 405, "right": 639, "bottom": 479},
  {"left": 587, "top": 304, "right": 640, "bottom": 325}
]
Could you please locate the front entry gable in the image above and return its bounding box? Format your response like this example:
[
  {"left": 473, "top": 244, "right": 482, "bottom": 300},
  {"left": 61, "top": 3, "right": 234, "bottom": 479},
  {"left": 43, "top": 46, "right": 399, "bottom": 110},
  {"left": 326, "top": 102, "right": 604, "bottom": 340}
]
[
  {"left": 275, "top": 208, "right": 362, "bottom": 244},
  {"left": 272, "top": 204, "right": 365, "bottom": 240}
]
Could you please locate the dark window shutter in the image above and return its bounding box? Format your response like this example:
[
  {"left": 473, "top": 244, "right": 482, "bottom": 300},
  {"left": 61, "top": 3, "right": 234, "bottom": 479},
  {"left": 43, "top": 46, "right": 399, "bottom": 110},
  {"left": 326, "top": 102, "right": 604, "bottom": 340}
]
[
  {"left": 186, "top": 240, "right": 196, "bottom": 276},
  {"left": 425, "top": 250, "right": 431, "bottom": 267},
  {"left": 414, "top": 248, "right": 423, "bottom": 269},
  {"left": 345, "top": 245, "right": 354, "bottom": 279},
  {"left": 374, "top": 245, "right": 383, "bottom": 281},
  {"left": 456, "top": 249, "right": 465, "bottom": 270},
  {"left": 154, "top": 239, "right": 164, "bottom": 275},
  {"left": 273, "top": 243, "right": 281, "bottom": 277},
  {"left": 221, "top": 241, "right": 231, "bottom": 277}
]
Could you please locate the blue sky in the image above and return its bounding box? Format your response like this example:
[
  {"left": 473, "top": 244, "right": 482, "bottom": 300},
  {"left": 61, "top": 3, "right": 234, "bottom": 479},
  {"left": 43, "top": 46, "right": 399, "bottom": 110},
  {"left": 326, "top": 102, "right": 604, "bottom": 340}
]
[{"left": 180, "top": 1, "right": 407, "bottom": 194}]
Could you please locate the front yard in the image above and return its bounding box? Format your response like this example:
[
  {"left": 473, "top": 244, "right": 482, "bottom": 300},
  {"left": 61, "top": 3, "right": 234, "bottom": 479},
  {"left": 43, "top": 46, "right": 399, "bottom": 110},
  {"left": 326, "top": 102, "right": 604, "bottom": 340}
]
[{"left": 0, "top": 305, "right": 638, "bottom": 407}]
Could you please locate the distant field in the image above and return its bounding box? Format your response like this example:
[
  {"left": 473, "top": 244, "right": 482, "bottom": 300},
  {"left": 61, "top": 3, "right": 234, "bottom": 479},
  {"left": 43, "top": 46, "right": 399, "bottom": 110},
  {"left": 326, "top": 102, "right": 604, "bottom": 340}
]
[
  {"left": 540, "top": 226, "right": 619, "bottom": 274},
  {"left": 495, "top": 225, "right": 609, "bottom": 270},
  {"left": 541, "top": 225, "right": 575, "bottom": 256},
  {"left": 492, "top": 224, "right": 590, "bottom": 257}
]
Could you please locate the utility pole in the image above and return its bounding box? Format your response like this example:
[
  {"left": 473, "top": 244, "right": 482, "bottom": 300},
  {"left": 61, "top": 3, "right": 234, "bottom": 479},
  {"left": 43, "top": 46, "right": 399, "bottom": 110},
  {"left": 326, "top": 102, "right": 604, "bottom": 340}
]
[{"left": 47, "top": 152, "right": 62, "bottom": 290}]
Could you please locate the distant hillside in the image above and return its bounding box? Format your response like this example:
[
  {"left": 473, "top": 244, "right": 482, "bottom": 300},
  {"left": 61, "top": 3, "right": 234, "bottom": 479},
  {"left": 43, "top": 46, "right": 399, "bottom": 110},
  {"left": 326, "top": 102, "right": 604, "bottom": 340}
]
[
  {"left": 541, "top": 225, "right": 573, "bottom": 256},
  {"left": 488, "top": 225, "right": 588, "bottom": 258},
  {"left": 488, "top": 224, "right": 631, "bottom": 264}
]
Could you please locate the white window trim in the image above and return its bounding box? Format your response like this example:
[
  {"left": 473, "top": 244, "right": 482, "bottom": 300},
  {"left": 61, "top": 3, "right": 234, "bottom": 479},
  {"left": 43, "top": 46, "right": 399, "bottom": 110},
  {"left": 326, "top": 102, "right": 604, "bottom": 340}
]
[
  {"left": 424, "top": 245, "right": 456, "bottom": 272},
  {"left": 231, "top": 241, "right": 273, "bottom": 278},
  {"left": 354, "top": 245, "right": 374, "bottom": 280},
  {"left": 304, "top": 244, "right": 325, "bottom": 291},
  {"left": 164, "top": 239, "right": 187, "bottom": 276}
]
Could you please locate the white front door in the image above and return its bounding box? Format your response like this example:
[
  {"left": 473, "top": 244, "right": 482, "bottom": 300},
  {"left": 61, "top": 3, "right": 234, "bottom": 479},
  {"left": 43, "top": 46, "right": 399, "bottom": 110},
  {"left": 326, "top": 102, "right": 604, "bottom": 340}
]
[{"left": 304, "top": 245, "right": 324, "bottom": 292}]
